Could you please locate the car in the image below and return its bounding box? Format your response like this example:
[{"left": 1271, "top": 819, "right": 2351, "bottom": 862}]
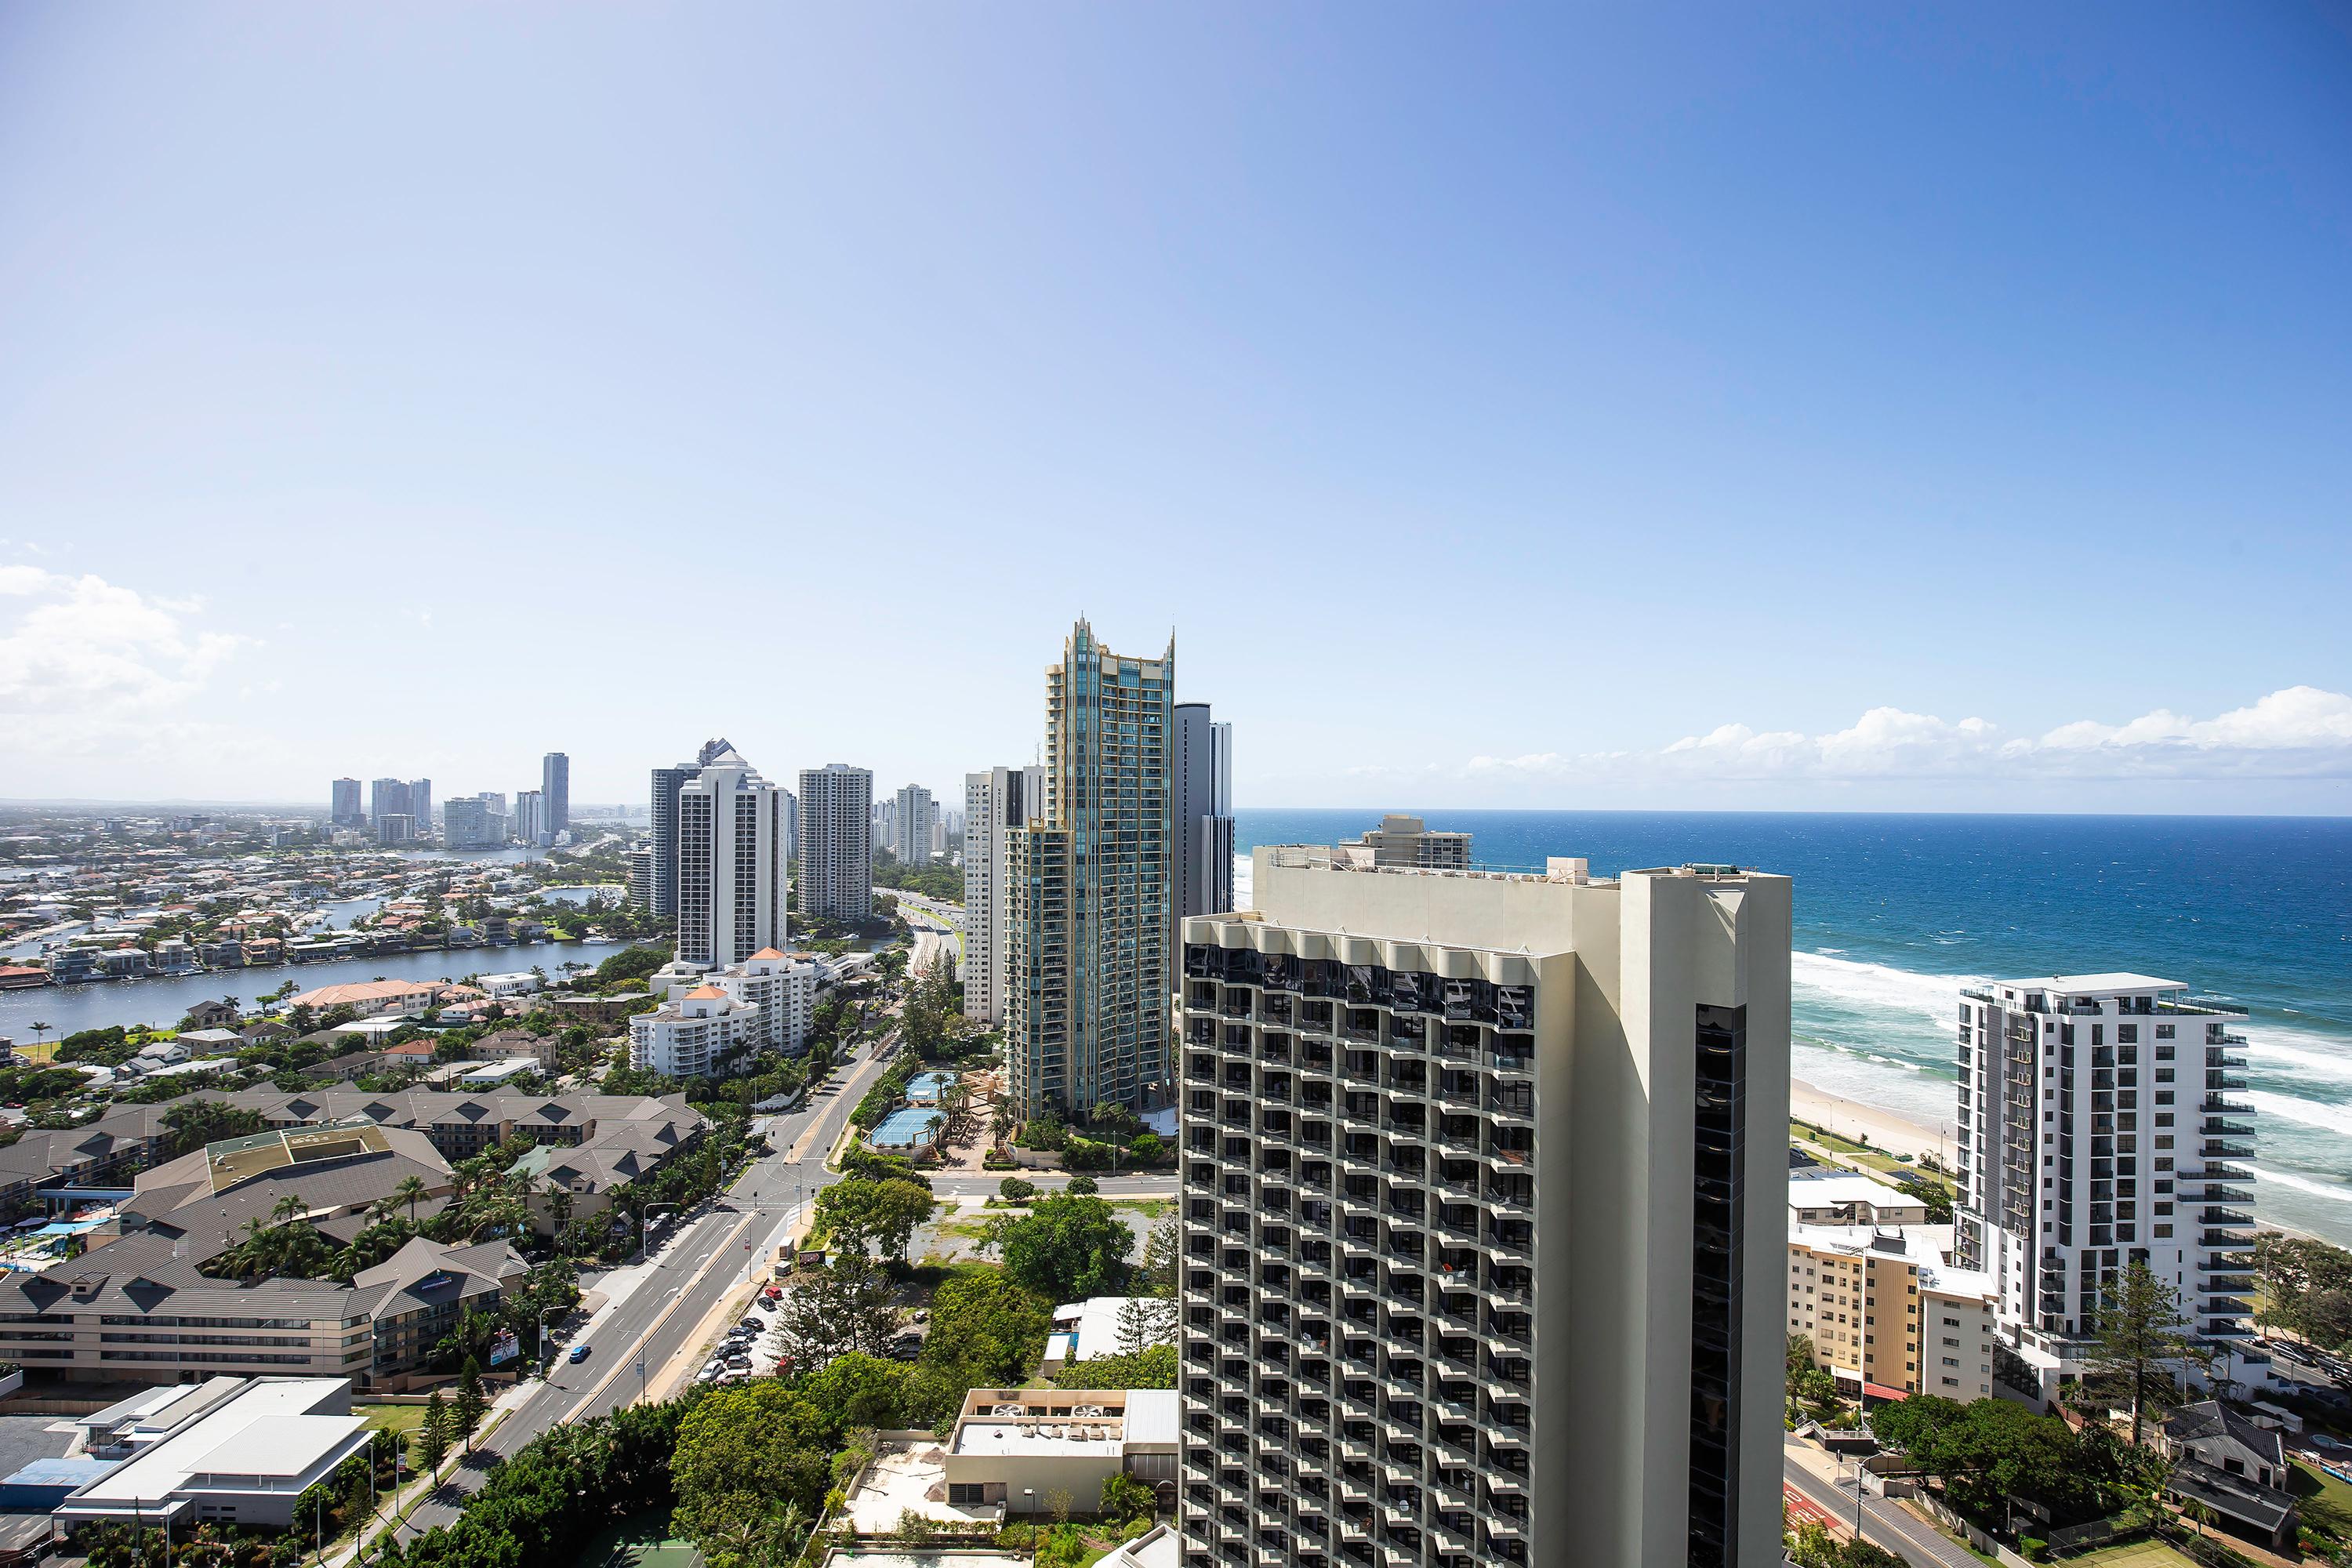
[
  {"left": 736, "top": 1318, "right": 761, "bottom": 1331},
  {"left": 753, "top": 1298, "right": 775, "bottom": 1312},
  {"left": 568, "top": 1343, "right": 592, "bottom": 1363}
]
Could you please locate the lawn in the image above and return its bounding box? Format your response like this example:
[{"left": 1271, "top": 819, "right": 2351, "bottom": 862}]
[
  {"left": 10, "top": 1040, "right": 59, "bottom": 1063},
  {"left": 356, "top": 1403, "right": 427, "bottom": 1436},
  {"left": 2061, "top": 1538, "right": 2201, "bottom": 1568},
  {"left": 2292, "top": 1457, "right": 2352, "bottom": 1537},
  {"left": 1106, "top": 1199, "right": 1171, "bottom": 1218}
]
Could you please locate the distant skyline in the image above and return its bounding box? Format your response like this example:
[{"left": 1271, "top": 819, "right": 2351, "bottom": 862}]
[{"left": 3, "top": 6, "right": 2348, "bottom": 814}]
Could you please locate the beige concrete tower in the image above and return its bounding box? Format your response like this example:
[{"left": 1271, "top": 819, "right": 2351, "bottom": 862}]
[{"left": 1176, "top": 848, "right": 1790, "bottom": 1568}]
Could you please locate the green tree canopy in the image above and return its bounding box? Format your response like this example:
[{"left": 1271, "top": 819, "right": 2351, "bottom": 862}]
[{"left": 987, "top": 1193, "right": 1134, "bottom": 1300}]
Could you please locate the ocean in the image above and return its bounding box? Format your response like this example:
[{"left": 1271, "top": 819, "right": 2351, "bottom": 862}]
[{"left": 1232, "top": 810, "right": 2352, "bottom": 1249}]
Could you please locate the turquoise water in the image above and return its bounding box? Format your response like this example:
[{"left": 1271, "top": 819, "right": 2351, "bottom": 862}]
[{"left": 1234, "top": 810, "right": 2352, "bottom": 1247}]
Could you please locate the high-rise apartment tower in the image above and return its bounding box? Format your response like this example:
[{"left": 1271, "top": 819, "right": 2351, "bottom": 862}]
[
  {"left": 649, "top": 739, "right": 736, "bottom": 919},
  {"left": 1955, "top": 974, "right": 2259, "bottom": 1406},
  {"left": 542, "top": 753, "right": 570, "bottom": 838},
  {"left": 962, "top": 764, "right": 1044, "bottom": 1025},
  {"left": 891, "top": 783, "right": 935, "bottom": 864},
  {"left": 1171, "top": 703, "right": 1235, "bottom": 935},
  {"left": 797, "top": 764, "right": 874, "bottom": 922},
  {"left": 1177, "top": 847, "right": 1790, "bottom": 1568},
  {"left": 1006, "top": 620, "right": 1174, "bottom": 1116},
  {"left": 330, "top": 779, "right": 363, "bottom": 828},
  {"left": 673, "top": 747, "right": 789, "bottom": 967}
]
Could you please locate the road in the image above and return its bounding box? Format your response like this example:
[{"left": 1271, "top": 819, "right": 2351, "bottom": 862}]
[
  {"left": 388, "top": 1039, "right": 900, "bottom": 1541},
  {"left": 1784, "top": 1437, "right": 1978, "bottom": 1568},
  {"left": 897, "top": 896, "right": 959, "bottom": 980}
]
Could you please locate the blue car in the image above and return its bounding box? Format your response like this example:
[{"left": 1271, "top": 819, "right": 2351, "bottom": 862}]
[{"left": 568, "top": 1343, "right": 591, "bottom": 1363}]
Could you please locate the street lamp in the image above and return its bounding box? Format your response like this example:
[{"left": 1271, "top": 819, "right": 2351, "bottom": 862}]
[{"left": 538, "top": 1305, "right": 568, "bottom": 1371}]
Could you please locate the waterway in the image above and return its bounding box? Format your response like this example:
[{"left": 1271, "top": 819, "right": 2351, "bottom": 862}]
[{"left": 0, "top": 937, "right": 637, "bottom": 1040}]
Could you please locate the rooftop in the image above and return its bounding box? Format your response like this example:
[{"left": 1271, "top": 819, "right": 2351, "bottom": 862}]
[
  {"left": 62, "top": 1377, "right": 368, "bottom": 1516},
  {"left": 1994, "top": 972, "right": 2186, "bottom": 996},
  {"left": 843, "top": 1446, "right": 1005, "bottom": 1534}
]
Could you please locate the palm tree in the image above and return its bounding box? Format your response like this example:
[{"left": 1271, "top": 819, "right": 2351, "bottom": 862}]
[
  {"left": 391, "top": 1175, "right": 429, "bottom": 1227},
  {"left": 270, "top": 1192, "right": 307, "bottom": 1227},
  {"left": 27, "top": 1022, "right": 50, "bottom": 1052},
  {"left": 221, "top": 994, "right": 241, "bottom": 1016}
]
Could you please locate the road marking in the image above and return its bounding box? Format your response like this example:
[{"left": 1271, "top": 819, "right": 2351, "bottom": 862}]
[{"left": 562, "top": 1208, "right": 759, "bottom": 1423}]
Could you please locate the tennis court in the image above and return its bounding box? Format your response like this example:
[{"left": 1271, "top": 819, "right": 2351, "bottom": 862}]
[
  {"left": 574, "top": 1511, "right": 703, "bottom": 1568},
  {"left": 869, "top": 1107, "right": 945, "bottom": 1149}
]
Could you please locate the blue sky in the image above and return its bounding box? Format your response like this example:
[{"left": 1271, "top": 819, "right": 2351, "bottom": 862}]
[{"left": 2, "top": 4, "right": 2348, "bottom": 812}]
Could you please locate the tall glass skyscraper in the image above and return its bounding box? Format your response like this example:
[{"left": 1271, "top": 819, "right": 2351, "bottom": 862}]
[{"left": 1007, "top": 619, "right": 1174, "bottom": 1116}]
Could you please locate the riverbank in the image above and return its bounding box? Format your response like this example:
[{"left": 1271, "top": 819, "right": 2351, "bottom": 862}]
[{"left": 0, "top": 936, "right": 638, "bottom": 1038}]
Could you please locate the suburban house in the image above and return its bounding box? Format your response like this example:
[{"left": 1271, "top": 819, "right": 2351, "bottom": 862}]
[{"left": 2161, "top": 1401, "right": 2299, "bottom": 1552}]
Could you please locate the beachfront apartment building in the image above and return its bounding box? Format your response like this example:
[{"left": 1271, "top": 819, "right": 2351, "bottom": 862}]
[
  {"left": 963, "top": 764, "right": 1044, "bottom": 1025},
  {"left": 1007, "top": 620, "right": 1174, "bottom": 1118},
  {"left": 1175, "top": 844, "right": 1790, "bottom": 1568},
  {"left": 1345, "top": 814, "right": 1473, "bottom": 870},
  {"left": 1954, "top": 973, "right": 2260, "bottom": 1408},
  {"left": 798, "top": 764, "right": 874, "bottom": 921}
]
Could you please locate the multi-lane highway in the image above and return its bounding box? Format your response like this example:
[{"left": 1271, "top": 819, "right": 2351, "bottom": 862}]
[{"left": 387, "top": 1038, "right": 899, "bottom": 1541}]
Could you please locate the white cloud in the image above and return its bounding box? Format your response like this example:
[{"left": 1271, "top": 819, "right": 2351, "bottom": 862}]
[
  {"left": 1453, "top": 687, "right": 2352, "bottom": 787},
  {"left": 0, "top": 569, "right": 258, "bottom": 779}
]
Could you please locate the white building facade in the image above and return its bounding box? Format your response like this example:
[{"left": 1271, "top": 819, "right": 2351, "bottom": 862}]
[
  {"left": 1955, "top": 973, "right": 2259, "bottom": 1406},
  {"left": 962, "top": 764, "right": 1044, "bottom": 1024},
  {"left": 674, "top": 749, "right": 789, "bottom": 967},
  {"left": 797, "top": 763, "right": 873, "bottom": 922},
  {"left": 890, "top": 783, "right": 935, "bottom": 864},
  {"left": 629, "top": 984, "right": 761, "bottom": 1078}
]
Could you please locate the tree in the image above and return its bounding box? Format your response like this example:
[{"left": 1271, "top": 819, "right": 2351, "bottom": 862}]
[
  {"left": 997, "top": 1177, "right": 1036, "bottom": 1204},
  {"left": 390, "top": 1174, "right": 430, "bottom": 1227},
  {"left": 2086, "top": 1259, "right": 2198, "bottom": 1446},
  {"left": 1116, "top": 1294, "right": 1175, "bottom": 1354},
  {"left": 419, "top": 1392, "right": 452, "bottom": 1470},
  {"left": 1100, "top": 1472, "right": 1155, "bottom": 1523},
  {"left": 1787, "top": 1334, "right": 1838, "bottom": 1424},
  {"left": 1055, "top": 1345, "right": 1177, "bottom": 1391},
  {"left": 1065, "top": 1174, "right": 1098, "bottom": 1196},
  {"left": 814, "top": 1178, "right": 935, "bottom": 1263},
  {"left": 1127, "top": 1131, "right": 1163, "bottom": 1164},
  {"left": 1140, "top": 1211, "right": 1178, "bottom": 1298},
  {"left": 453, "top": 1359, "right": 485, "bottom": 1452},
  {"left": 670, "top": 1382, "right": 835, "bottom": 1568},
  {"left": 773, "top": 1257, "right": 900, "bottom": 1373},
  {"left": 921, "top": 1269, "right": 1053, "bottom": 1388},
  {"left": 795, "top": 1352, "right": 910, "bottom": 1430},
  {"left": 986, "top": 1193, "right": 1134, "bottom": 1300}
]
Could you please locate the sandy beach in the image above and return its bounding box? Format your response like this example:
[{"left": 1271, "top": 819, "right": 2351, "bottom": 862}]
[{"left": 1789, "top": 1076, "right": 1955, "bottom": 1169}]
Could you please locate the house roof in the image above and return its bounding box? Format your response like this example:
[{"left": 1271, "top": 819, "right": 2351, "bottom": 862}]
[{"left": 2166, "top": 1400, "right": 2285, "bottom": 1465}]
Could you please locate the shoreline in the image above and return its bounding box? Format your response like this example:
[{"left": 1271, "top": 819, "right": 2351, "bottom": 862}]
[{"left": 1789, "top": 1076, "right": 1953, "bottom": 1168}]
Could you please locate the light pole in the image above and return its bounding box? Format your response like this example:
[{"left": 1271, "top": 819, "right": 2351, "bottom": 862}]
[{"left": 538, "top": 1305, "right": 567, "bottom": 1372}]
